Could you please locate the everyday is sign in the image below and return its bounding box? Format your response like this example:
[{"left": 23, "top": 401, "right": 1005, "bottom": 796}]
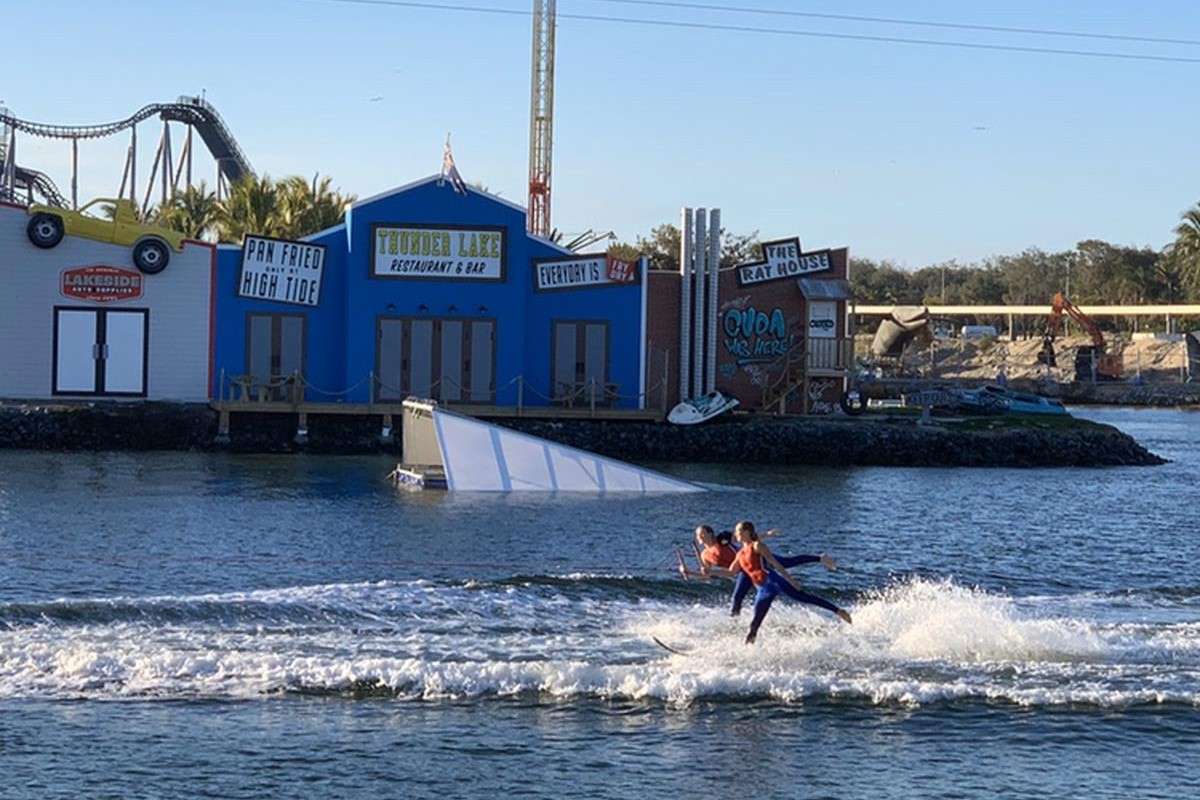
[
  {"left": 533, "top": 254, "right": 638, "bottom": 291},
  {"left": 60, "top": 265, "right": 143, "bottom": 302}
]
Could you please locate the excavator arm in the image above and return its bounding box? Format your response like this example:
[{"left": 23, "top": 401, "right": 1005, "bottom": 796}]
[
  {"left": 1048, "top": 292, "right": 1105, "bottom": 349},
  {"left": 1043, "top": 292, "right": 1123, "bottom": 380}
]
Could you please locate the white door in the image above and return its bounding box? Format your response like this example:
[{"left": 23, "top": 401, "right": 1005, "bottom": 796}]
[
  {"left": 104, "top": 310, "right": 147, "bottom": 394},
  {"left": 53, "top": 308, "right": 147, "bottom": 396},
  {"left": 55, "top": 309, "right": 99, "bottom": 393},
  {"left": 807, "top": 300, "right": 839, "bottom": 369}
]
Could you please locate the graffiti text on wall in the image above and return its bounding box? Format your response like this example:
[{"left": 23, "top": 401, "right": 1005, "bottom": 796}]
[
  {"left": 807, "top": 378, "right": 838, "bottom": 415},
  {"left": 722, "top": 305, "right": 798, "bottom": 365}
]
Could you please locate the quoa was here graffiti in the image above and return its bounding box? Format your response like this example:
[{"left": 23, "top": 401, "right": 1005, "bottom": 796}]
[{"left": 721, "top": 303, "right": 799, "bottom": 366}]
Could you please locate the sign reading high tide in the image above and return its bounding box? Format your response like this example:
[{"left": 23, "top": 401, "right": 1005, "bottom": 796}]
[
  {"left": 736, "top": 237, "right": 833, "bottom": 286},
  {"left": 238, "top": 235, "right": 326, "bottom": 306},
  {"left": 373, "top": 224, "right": 506, "bottom": 281},
  {"left": 533, "top": 254, "right": 638, "bottom": 292}
]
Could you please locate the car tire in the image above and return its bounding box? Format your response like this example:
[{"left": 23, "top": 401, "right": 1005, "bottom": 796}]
[
  {"left": 27, "top": 214, "right": 65, "bottom": 248},
  {"left": 133, "top": 237, "right": 170, "bottom": 274},
  {"left": 839, "top": 390, "right": 866, "bottom": 416}
]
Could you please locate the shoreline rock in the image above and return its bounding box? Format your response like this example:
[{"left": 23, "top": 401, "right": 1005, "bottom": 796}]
[
  {"left": 0, "top": 403, "right": 1167, "bottom": 467},
  {"left": 496, "top": 415, "right": 1165, "bottom": 468}
]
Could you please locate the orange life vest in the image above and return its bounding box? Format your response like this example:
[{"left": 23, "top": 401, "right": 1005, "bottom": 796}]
[
  {"left": 735, "top": 543, "right": 768, "bottom": 586},
  {"left": 701, "top": 542, "right": 737, "bottom": 569}
]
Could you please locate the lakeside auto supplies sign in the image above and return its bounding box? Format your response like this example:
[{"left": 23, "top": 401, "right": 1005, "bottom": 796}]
[
  {"left": 736, "top": 237, "right": 833, "bottom": 286},
  {"left": 60, "top": 265, "right": 144, "bottom": 302},
  {"left": 372, "top": 224, "right": 506, "bottom": 281},
  {"left": 238, "top": 236, "right": 326, "bottom": 307},
  {"left": 533, "top": 254, "right": 637, "bottom": 291}
]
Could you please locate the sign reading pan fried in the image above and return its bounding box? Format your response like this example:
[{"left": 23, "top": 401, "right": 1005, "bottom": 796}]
[
  {"left": 238, "top": 235, "right": 327, "bottom": 306},
  {"left": 373, "top": 224, "right": 506, "bottom": 281},
  {"left": 533, "top": 254, "right": 638, "bottom": 292},
  {"left": 736, "top": 237, "right": 833, "bottom": 286}
]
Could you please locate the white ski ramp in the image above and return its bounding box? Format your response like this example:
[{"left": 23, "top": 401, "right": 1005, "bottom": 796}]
[{"left": 397, "top": 399, "right": 703, "bottom": 493}]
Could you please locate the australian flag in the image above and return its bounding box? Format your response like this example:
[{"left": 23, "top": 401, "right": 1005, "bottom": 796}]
[{"left": 440, "top": 136, "right": 468, "bottom": 196}]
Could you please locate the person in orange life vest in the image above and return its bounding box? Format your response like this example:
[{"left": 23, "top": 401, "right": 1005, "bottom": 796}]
[
  {"left": 695, "top": 525, "right": 765, "bottom": 615},
  {"left": 695, "top": 524, "right": 839, "bottom": 617},
  {"left": 726, "top": 520, "right": 852, "bottom": 644}
]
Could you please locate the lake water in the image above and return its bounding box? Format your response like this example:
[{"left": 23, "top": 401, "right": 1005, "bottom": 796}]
[{"left": 0, "top": 408, "right": 1197, "bottom": 799}]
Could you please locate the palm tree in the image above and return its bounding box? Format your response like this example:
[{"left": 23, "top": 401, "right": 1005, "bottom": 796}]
[
  {"left": 276, "top": 174, "right": 354, "bottom": 240},
  {"left": 217, "top": 174, "right": 280, "bottom": 243},
  {"left": 158, "top": 182, "right": 221, "bottom": 240},
  {"left": 1169, "top": 205, "right": 1200, "bottom": 301},
  {"left": 216, "top": 173, "right": 353, "bottom": 243}
]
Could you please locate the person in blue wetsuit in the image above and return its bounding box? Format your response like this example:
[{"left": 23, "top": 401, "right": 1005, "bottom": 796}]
[
  {"left": 726, "top": 520, "right": 852, "bottom": 644},
  {"left": 695, "top": 524, "right": 842, "bottom": 617}
]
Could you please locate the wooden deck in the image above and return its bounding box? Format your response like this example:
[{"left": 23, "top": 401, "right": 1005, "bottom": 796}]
[{"left": 209, "top": 398, "right": 664, "bottom": 439}]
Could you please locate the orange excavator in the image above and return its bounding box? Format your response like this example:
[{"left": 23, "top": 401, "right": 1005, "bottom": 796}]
[{"left": 1039, "top": 292, "right": 1123, "bottom": 381}]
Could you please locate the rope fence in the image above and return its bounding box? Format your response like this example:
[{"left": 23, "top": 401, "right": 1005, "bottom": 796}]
[
  {"left": 218, "top": 369, "right": 671, "bottom": 413},
  {"left": 0, "top": 546, "right": 689, "bottom": 580}
]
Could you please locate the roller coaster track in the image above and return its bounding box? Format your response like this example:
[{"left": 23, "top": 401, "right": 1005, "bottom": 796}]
[
  {"left": 3, "top": 164, "right": 71, "bottom": 208},
  {"left": 0, "top": 95, "right": 253, "bottom": 185}
]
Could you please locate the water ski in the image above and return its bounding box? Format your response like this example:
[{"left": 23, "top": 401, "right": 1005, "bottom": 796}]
[
  {"left": 651, "top": 636, "right": 692, "bottom": 656},
  {"left": 667, "top": 390, "right": 739, "bottom": 425}
]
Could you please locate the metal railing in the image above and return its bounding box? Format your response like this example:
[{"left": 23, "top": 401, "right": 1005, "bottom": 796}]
[{"left": 217, "top": 369, "right": 671, "bottom": 416}]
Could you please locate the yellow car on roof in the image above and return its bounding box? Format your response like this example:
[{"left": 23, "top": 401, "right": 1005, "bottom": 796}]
[{"left": 27, "top": 198, "right": 186, "bottom": 274}]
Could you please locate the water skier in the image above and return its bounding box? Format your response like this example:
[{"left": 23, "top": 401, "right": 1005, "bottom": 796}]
[
  {"left": 726, "top": 520, "right": 852, "bottom": 644},
  {"left": 694, "top": 524, "right": 841, "bottom": 617}
]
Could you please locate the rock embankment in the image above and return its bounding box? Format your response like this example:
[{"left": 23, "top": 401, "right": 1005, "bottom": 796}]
[
  {"left": 1058, "top": 382, "right": 1200, "bottom": 408},
  {"left": 0, "top": 403, "right": 1166, "bottom": 467},
  {"left": 497, "top": 416, "right": 1166, "bottom": 468}
]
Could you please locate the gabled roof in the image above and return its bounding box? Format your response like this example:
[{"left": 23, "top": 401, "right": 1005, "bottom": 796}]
[
  {"left": 351, "top": 173, "right": 529, "bottom": 216},
  {"left": 217, "top": 174, "right": 571, "bottom": 254}
]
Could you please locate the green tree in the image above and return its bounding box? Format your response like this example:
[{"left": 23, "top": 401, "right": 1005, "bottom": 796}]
[
  {"left": 616, "top": 223, "right": 761, "bottom": 272},
  {"left": 911, "top": 260, "right": 968, "bottom": 305},
  {"left": 959, "top": 265, "right": 1006, "bottom": 305},
  {"left": 988, "top": 247, "right": 1071, "bottom": 306},
  {"left": 606, "top": 241, "right": 640, "bottom": 264},
  {"left": 848, "top": 257, "right": 914, "bottom": 304},
  {"left": 1074, "top": 240, "right": 1163, "bottom": 307},
  {"left": 218, "top": 175, "right": 280, "bottom": 243},
  {"left": 719, "top": 229, "right": 762, "bottom": 268},
  {"left": 635, "top": 224, "right": 680, "bottom": 271},
  {"left": 157, "top": 182, "right": 221, "bottom": 240},
  {"left": 214, "top": 173, "right": 352, "bottom": 243},
  {"left": 276, "top": 174, "right": 354, "bottom": 240},
  {"left": 1166, "top": 205, "right": 1200, "bottom": 301}
]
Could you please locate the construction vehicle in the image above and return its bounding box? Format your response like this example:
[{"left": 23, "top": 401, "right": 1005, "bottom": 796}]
[{"left": 1040, "top": 292, "right": 1123, "bottom": 381}]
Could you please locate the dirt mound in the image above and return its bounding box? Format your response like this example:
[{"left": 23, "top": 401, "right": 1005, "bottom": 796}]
[{"left": 864, "top": 334, "right": 1190, "bottom": 383}]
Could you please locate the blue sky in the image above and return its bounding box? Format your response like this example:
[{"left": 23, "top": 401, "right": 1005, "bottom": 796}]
[{"left": 4, "top": 0, "right": 1199, "bottom": 266}]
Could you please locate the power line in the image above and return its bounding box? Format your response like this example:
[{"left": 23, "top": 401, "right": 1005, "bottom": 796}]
[
  {"left": 309, "top": 0, "right": 1200, "bottom": 64},
  {"left": 590, "top": 0, "right": 1200, "bottom": 49}
]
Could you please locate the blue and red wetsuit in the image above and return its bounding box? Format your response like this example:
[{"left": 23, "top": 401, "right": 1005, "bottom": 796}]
[
  {"left": 703, "top": 539, "right": 827, "bottom": 616},
  {"left": 735, "top": 544, "right": 842, "bottom": 642}
]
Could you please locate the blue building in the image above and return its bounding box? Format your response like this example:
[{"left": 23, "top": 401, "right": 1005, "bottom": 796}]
[{"left": 213, "top": 176, "right": 646, "bottom": 409}]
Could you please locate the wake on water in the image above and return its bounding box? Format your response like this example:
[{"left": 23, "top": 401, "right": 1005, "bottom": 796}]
[{"left": 0, "top": 576, "right": 1195, "bottom": 708}]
